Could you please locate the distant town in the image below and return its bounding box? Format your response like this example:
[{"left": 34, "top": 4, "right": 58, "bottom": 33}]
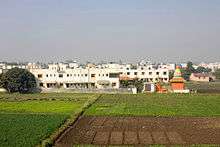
[{"left": 0, "top": 60, "right": 219, "bottom": 92}]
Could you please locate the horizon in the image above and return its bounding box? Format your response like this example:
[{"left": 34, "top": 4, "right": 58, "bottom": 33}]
[{"left": 0, "top": 0, "right": 220, "bottom": 63}]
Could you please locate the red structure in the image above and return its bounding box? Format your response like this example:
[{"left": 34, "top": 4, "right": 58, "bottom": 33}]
[
  {"left": 155, "top": 83, "right": 167, "bottom": 93},
  {"left": 170, "top": 66, "right": 185, "bottom": 91}
]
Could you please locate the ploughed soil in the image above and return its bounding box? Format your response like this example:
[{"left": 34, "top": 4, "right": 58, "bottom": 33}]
[{"left": 55, "top": 116, "right": 220, "bottom": 146}]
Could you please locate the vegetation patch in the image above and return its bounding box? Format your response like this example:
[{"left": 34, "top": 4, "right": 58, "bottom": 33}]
[
  {"left": 85, "top": 94, "right": 220, "bottom": 116},
  {"left": 0, "top": 93, "right": 100, "bottom": 147},
  {"left": 0, "top": 113, "right": 67, "bottom": 147}
]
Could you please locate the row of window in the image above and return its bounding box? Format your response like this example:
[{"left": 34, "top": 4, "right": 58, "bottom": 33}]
[
  {"left": 125, "top": 71, "right": 167, "bottom": 76},
  {"left": 38, "top": 73, "right": 110, "bottom": 78},
  {"left": 37, "top": 72, "right": 166, "bottom": 79}
]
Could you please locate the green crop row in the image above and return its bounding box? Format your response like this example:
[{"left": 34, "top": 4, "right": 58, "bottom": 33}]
[{"left": 84, "top": 93, "right": 220, "bottom": 116}]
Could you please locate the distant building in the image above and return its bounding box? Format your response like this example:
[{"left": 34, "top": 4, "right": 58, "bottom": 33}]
[
  {"left": 190, "top": 73, "right": 215, "bottom": 82},
  {"left": 0, "top": 61, "right": 171, "bottom": 90},
  {"left": 199, "top": 62, "right": 220, "bottom": 72}
]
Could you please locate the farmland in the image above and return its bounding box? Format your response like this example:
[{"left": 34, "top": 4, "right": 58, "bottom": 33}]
[
  {"left": 1, "top": 93, "right": 220, "bottom": 146},
  {"left": 0, "top": 93, "right": 99, "bottom": 147},
  {"left": 85, "top": 94, "right": 220, "bottom": 116},
  {"left": 186, "top": 81, "right": 220, "bottom": 93},
  {"left": 57, "top": 93, "right": 220, "bottom": 146}
]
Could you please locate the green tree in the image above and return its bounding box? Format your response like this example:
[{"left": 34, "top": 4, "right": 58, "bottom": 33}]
[
  {"left": 120, "top": 79, "right": 144, "bottom": 93},
  {"left": 181, "top": 61, "right": 196, "bottom": 81},
  {"left": 134, "top": 79, "right": 144, "bottom": 93},
  {"left": 187, "top": 61, "right": 196, "bottom": 73},
  {"left": 196, "top": 66, "right": 211, "bottom": 73},
  {"left": 0, "top": 73, "right": 3, "bottom": 88},
  {"left": 169, "top": 71, "right": 174, "bottom": 80},
  {"left": 0, "top": 68, "right": 37, "bottom": 93},
  {"left": 214, "top": 69, "right": 220, "bottom": 79}
]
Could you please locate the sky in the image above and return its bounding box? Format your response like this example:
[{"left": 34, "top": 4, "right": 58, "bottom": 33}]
[{"left": 0, "top": 0, "right": 220, "bottom": 63}]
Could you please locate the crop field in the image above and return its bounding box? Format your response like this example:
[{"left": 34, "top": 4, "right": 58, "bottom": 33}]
[
  {"left": 0, "top": 93, "right": 99, "bottom": 147},
  {"left": 56, "top": 93, "right": 220, "bottom": 146},
  {"left": 186, "top": 82, "right": 220, "bottom": 93},
  {"left": 85, "top": 94, "right": 220, "bottom": 116}
]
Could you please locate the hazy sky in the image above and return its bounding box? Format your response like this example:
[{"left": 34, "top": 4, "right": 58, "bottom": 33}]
[{"left": 0, "top": 0, "right": 220, "bottom": 63}]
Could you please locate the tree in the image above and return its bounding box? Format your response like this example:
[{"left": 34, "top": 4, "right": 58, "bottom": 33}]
[
  {"left": 0, "top": 68, "right": 37, "bottom": 93},
  {"left": 120, "top": 79, "right": 144, "bottom": 93},
  {"left": 196, "top": 66, "right": 211, "bottom": 73},
  {"left": 214, "top": 69, "right": 220, "bottom": 79},
  {"left": 181, "top": 61, "right": 196, "bottom": 81},
  {"left": 133, "top": 79, "right": 144, "bottom": 93},
  {"left": 0, "top": 73, "right": 3, "bottom": 88},
  {"left": 169, "top": 71, "right": 174, "bottom": 80}
]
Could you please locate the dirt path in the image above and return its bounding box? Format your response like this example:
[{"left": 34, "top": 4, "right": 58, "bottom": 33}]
[{"left": 55, "top": 116, "right": 220, "bottom": 146}]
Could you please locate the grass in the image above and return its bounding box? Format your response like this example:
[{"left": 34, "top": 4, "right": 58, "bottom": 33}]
[
  {"left": 186, "top": 81, "right": 220, "bottom": 93},
  {"left": 0, "top": 113, "right": 67, "bottom": 147},
  {"left": 85, "top": 93, "right": 220, "bottom": 116},
  {"left": 0, "top": 92, "right": 98, "bottom": 101},
  {"left": 73, "top": 144, "right": 220, "bottom": 147},
  {"left": 0, "top": 93, "right": 100, "bottom": 147},
  {"left": 0, "top": 101, "right": 84, "bottom": 114}
]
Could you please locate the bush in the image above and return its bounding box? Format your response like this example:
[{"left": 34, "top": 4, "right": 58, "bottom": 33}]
[{"left": 0, "top": 68, "right": 37, "bottom": 93}]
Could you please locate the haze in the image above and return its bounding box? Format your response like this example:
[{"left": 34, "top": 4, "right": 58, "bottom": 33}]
[{"left": 0, "top": 0, "right": 220, "bottom": 63}]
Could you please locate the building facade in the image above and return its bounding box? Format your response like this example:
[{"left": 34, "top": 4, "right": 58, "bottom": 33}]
[{"left": 1, "top": 61, "right": 170, "bottom": 89}]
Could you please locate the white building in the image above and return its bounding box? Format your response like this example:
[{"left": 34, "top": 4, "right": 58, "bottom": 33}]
[
  {"left": 199, "top": 62, "right": 220, "bottom": 72},
  {"left": 1, "top": 61, "right": 170, "bottom": 89},
  {"left": 29, "top": 63, "right": 120, "bottom": 89},
  {"left": 118, "top": 64, "right": 169, "bottom": 83}
]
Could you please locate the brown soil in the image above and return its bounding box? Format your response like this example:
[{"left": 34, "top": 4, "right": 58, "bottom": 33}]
[{"left": 55, "top": 116, "right": 220, "bottom": 146}]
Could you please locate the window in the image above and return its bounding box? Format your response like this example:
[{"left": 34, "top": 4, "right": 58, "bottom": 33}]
[
  {"left": 156, "top": 72, "right": 159, "bottom": 75},
  {"left": 126, "top": 68, "right": 129, "bottom": 70},
  {"left": 109, "top": 73, "right": 119, "bottom": 78},
  {"left": 67, "top": 74, "right": 69, "bottom": 77},
  {"left": 127, "top": 72, "right": 130, "bottom": 75},
  {"left": 141, "top": 67, "right": 144, "bottom": 70},
  {"left": 149, "top": 72, "right": 152, "bottom": 75},
  {"left": 59, "top": 74, "right": 63, "bottom": 78},
  {"left": 91, "top": 74, "right": 96, "bottom": 78},
  {"left": 46, "top": 74, "right": 49, "bottom": 77},
  {"left": 134, "top": 72, "right": 137, "bottom": 75},
  {"left": 112, "top": 83, "right": 116, "bottom": 87},
  {"left": 106, "top": 74, "right": 109, "bottom": 77},
  {"left": 142, "top": 72, "right": 145, "bottom": 75},
  {"left": 163, "top": 72, "right": 167, "bottom": 75},
  {"left": 85, "top": 74, "right": 88, "bottom": 77},
  {"left": 50, "top": 74, "right": 52, "bottom": 77},
  {"left": 38, "top": 74, "right": 42, "bottom": 78},
  {"left": 39, "top": 83, "right": 43, "bottom": 87}
]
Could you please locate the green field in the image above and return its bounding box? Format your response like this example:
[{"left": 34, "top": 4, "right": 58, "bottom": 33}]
[
  {"left": 85, "top": 94, "right": 220, "bottom": 116},
  {"left": 0, "top": 93, "right": 99, "bottom": 147},
  {"left": 1, "top": 93, "right": 220, "bottom": 146},
  {"left": 186, "top": 81, "right": 220, "bottom": 93}
]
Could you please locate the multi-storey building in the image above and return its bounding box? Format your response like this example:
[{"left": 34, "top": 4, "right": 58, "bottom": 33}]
[
  {"left": 29, "top": 63, "right": 120, "bottom": 89},
  {"left": 1, "top": 61, "right": 170, "bottom": 89},
  {"left": 199, "top": 62, "right": 220, "bottom": 72}
]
